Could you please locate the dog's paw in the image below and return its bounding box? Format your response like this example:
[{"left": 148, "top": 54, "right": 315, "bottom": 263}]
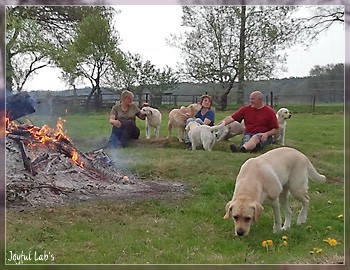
[
  {"left": 282, "top": 225, "right": 290, "bottom": 231},
  {"left": 273, "top": 225, "right": 282, "bottom": 233},
  {"left": 297, "top": 216, "right": 307, "bottom": 225}
]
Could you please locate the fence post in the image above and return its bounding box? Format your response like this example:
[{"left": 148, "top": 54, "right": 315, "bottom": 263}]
[
  {"left": 270, "top": 91, "right": 273, "bottom": 107},
  {"left": 274, "top": 95, "right": 278, "bottom": 108},
  {"left": 174, "top": 95, "right": 177, "bottom": 107},
  {"left": 312, "top": 96, "right": 316, "bottom": 112}
]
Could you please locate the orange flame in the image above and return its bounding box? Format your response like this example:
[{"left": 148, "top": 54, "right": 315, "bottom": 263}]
[
  {"left": 7, "top": 117, "right": 84, "bottom": 167},
  {"left": 71, "top": 150, "right": 84, "bottom": 167},
  {"left": 72, "top": 150, "right": 78, "bottom": 162}
]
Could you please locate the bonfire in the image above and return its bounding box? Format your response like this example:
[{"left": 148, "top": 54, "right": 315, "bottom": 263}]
[{"left": 5, "top": 116, "right": 136, "bottom": 208}]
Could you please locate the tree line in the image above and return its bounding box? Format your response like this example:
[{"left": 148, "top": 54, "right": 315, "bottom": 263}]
[{"left": 6, "top": 5, "right": 344, "bottom": 110}]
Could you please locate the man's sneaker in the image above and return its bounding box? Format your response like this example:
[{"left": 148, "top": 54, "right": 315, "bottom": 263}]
[
  {"left": 230, "top": 144, "right": 247, "bottom": 153},
  {"left": 240, "top": 146, "right": 247, "bottom": 153}
]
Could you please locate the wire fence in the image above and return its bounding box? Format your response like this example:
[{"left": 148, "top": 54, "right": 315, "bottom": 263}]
[{"left": 31, "top": 89, "right": 344, "bottom": 115}]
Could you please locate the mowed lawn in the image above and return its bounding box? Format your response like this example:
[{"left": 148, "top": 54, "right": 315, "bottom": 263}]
[{"left": 6, "top": 105, "right": 344, "bottom": 265}]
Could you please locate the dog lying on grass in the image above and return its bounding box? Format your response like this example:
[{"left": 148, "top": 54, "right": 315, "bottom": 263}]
[
  {"left": 185, "top": 121, "right": 225, "bottom": 151},
  {"left": 140, "top": 106, "right": 162, "bottom": 139},
  {"left": 273, "top": 108, "right": 292, "bottom": 145},
  {"left": 167, "top": 103, "right": 201, "bottom": 142},
  {"left": 223, "top": 147, "right": 326, "bottom": 236},
  {"left": 216, "top": 120, "right": 245, "bottom": 141}
]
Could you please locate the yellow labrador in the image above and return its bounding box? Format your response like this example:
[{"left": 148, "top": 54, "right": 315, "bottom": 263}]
[
  {"left": 223, "top": 147, "right": 326, "bottom": 236},
  {"left": 167, "top": 103, "right": 201, "bottom": 142},
  {"left": 140, "top": 106, "right": 162, "bottom": 139},
  {"left": 185, "top": 121, "right": 225, "bottom": 151},
  {"left": 273, "top": 108, "right": 292, "bottom": 145}
]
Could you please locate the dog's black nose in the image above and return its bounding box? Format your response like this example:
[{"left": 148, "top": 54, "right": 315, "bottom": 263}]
[{"left": 236, "top": 229, "right": 245, "bottom": 236}]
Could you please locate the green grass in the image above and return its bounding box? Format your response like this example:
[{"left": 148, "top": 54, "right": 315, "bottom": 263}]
[{"left": 6, "top": 105, "right": 344, "bottom": 264}]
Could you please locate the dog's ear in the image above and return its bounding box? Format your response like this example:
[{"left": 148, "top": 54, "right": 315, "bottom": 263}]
[
  {"left": 252, "top": 202, "right": 264, "bottom": 222},
  {"left": 223, "top": 201, "right": 233, "bottom": 219}
]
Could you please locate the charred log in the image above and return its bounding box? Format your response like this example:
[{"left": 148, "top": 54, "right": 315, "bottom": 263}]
[{"left": 14, "top": 138, "right": 37, "bottom": 176}]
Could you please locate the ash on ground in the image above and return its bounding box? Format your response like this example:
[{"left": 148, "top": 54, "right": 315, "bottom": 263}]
[{"left": 6, "top": 138, "right": 186, "bottom": 209}]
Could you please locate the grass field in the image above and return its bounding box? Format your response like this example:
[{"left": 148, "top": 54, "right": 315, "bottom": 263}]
[{"left": 5, "top": 104, "right": 344, "bottom": 265}]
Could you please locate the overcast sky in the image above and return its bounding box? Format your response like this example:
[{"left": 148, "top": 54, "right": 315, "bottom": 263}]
[{"left": 23, "top": 5, "right": 345, "bottom": 91}]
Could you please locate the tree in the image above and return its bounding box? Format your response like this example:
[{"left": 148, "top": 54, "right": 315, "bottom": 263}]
[
  {"left": 148, "top": 65, "right": 179, "bottom": 107},
  {"left": 171, "top": 6, "right": 302, "bottom": 109},
  {"left": 170, "top": 6, "right": 344, "bottom": 109},
  {"left": 110, "top": 52, "right": 157, "bottom": 96},
  {"left": 111, "top": 52, "right": 178, "bottom": 107},
  {"left": 54, "top": 7, "right": 125, "bottom": 110},
  {"left": 295, "top": 6, "right": 344, "bottom": 40},
  {"left": 5, "top": 6, "right": 94, "bottom": 92},
  {"left": 308, "top": 63, "right": 344, "bottom": 102}
]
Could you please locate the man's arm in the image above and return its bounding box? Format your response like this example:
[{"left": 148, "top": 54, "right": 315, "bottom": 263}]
[
  {"left": 261, "top": 128, "right": 279, "bottom": 142},
  {"left": 221, "top": 115, "right": 235, "bottom": 126}
]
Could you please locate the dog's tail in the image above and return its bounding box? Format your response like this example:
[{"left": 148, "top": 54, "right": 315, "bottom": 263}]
[
  {"left": 209, "top": 122, "right": 226, "bottom": 132},
  {"left": 307, "top": 160, "right": 326, "bottom": 183}
]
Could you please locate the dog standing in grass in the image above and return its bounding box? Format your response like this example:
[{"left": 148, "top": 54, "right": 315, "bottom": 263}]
[
  {"left": 223, "top": 147, "right": 326, "bottom": 236},
  {"left": 140, "top": 105, "right": 162, "bottom": 139},
  {"left": 167, "top": 103, "right": 201, "bottom": 142},
  {"left": 273, "top": 107, "right": 292, "bottom": 145}
]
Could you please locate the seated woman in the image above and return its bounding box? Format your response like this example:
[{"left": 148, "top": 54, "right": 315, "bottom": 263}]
[
  {"left": 184, "top": 94, "right": 215, "bottom": 148},
  {"left": 108, "top": 90, "right": 146, "bottom": 148}
]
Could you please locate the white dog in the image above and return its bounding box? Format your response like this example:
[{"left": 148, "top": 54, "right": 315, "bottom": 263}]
[
  {"left": 273, "top": 108, "right": 292, "bottom": 145},
  {"left": 140, "top": 106, "right": 162, "bottom": 139},
  {"left": 223, "top": 147, "right": 326, "bottom": 236},
  {"left": 216, "top": 121, "right": 245, "bottom": 141},
  {"left": 167, "top": 103, "right": 201, "bottom": 142},
  {"left": 185, "top": 121, "right": 225, "bottom": 151}
]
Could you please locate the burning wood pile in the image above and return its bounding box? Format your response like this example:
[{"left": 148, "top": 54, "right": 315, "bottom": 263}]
[{"left": 6, "top": 117, "right": 140, "bottom": 208}]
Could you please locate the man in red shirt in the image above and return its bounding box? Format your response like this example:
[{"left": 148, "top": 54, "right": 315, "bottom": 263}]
[{"left": 221, "top": 91, "right": 279, "bottom": 153}]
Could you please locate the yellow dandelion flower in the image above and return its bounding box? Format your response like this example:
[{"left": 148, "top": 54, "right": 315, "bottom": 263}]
[
  {"left": 326, "top": 226, "right": 332, "bottom": 230},
  {"left": 337, "top": 214, "right": 343, "bottom": 219},
  {"left": 316, "top": 248, "right": 323, "bottom": 254},
  {"left": 282, "top": 235, "right": 288, "bottom": 241},
  {"left": 283, "top": 240, "right": 288, "bottom": 247},
  {"left": 262, "top": 239, "right": 274, "bottom": 250},
  {"left": 323, "top": 237, "right": 338, "bottom": 246},
  {"left": 309, "top": 250, "right": 314, "bottom": 255}
]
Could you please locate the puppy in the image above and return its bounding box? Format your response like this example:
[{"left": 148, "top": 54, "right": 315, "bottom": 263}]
[
  {"left": 167, "top": 103, "right": 201, "bottom": 142},
  {"left": 223, "top": 147, "right": 326, "bottom": 236},
  {"left": 273, "top": 108, "right": 292, "bottom": 145},
  {"left": 140, "top": 106, "right": 162, "bottom": 139},
  {"left": 185, "top": 121, "right": 225, "bottom": 151},
  {"left": 216, "top": 121, "right": 245, "bottom": 141}
]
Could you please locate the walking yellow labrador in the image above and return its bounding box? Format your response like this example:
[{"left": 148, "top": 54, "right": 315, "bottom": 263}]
[{"left": 224, "top": 147, "right": 326, "bottom": 236}]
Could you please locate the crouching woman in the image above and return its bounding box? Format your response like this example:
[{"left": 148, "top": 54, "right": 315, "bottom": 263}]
[{"left": 108, "top": 90, "right": 146, "bottom": 148}]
